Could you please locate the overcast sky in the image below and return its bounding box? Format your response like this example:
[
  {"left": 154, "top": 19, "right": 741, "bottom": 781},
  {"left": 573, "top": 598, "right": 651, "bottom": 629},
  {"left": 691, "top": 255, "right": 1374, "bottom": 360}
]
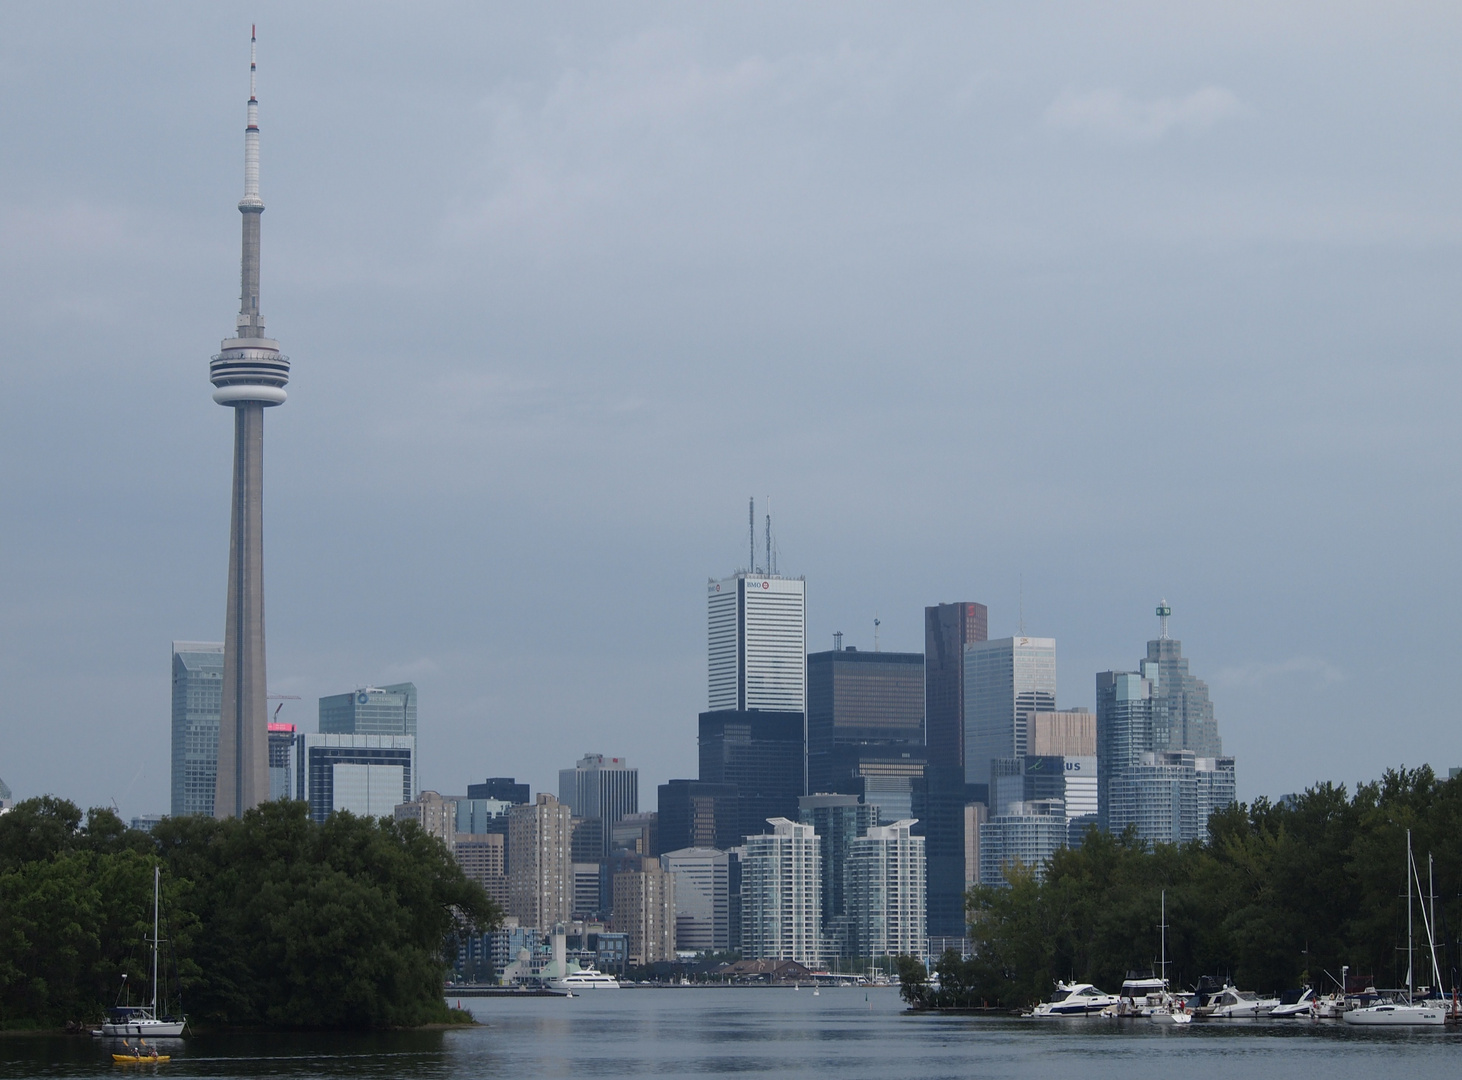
[{"left": 3, "top": 4, "right": 1460, "bottom": 819}]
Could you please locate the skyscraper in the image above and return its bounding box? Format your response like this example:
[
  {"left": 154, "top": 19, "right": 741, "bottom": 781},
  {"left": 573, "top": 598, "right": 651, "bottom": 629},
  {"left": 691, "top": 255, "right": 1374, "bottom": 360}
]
[
  {"left": 657, "top": 779, "right": 740, "bottom": 853},
  {"left": 558, "top": 754, "right": 639, "bottom": 858},
  {"left": 467, "top": 777, "right": 530, "bottom": 804},
  {"left": 507, "top": 794, "right": 573, "bottom": 929},
  {"left": 798, "top": 793, "right": 880, "bottom": 929},
  {"left": 296, "top": 733, "right": 416, "bottom": 822},
  {"left": 267, "top": 721, "right": 296, "bottom": 801},
  {"left": 318, "top": 684, "right": 417, "bottom": 737},
  {"left": 708, "top": 573, "right": 807, "bottom": 714},
  {"left": 171, "top": 641, "right": 223, "bottom": 818},
  {"left": 699, "top": 711, "right": 804, "bottom": 840},
  {"left": 613, "top": 860, "right": 677, "bottom": 965},
  {"left": 661, "top": 847, "right": 730, "bottom": 952},
  {"left": 806, "top": 646, "right": 924, "bottom": 794},
  {"left": 846, "top": 819, "right": 926, "bottom": 961},
  {"left": 925, "top": 602, "right": 988, "bottom": 767},
  {"left": 963, "top": 637, "right": 1057, "bottom": 787},
  {"left": 1096, "top": 605, "right": 1234, "bottom": 843},
  {"left": 212, "top": 30, "right": 291, "bottom": 819},
  {"left": 740, "top": 818, "right": 822, "bottom": 965}
]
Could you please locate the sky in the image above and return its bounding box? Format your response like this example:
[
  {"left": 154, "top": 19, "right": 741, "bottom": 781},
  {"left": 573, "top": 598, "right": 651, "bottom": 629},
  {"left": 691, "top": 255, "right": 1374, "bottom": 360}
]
[{"left": 2, "top": 3, "right": 1460, "bottom": 820}]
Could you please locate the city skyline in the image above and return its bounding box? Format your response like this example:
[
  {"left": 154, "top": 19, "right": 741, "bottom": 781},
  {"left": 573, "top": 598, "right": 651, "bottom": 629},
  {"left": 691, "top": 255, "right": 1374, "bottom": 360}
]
[{"left": 6, "top": 8, "right": 1462, "bottom": 819}]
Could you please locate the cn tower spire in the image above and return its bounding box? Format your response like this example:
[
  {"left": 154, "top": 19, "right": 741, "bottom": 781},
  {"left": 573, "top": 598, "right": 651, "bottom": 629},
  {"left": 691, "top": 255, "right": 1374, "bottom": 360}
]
[{"left": 210, "top": 28, "right": 290, "bottom": 819}]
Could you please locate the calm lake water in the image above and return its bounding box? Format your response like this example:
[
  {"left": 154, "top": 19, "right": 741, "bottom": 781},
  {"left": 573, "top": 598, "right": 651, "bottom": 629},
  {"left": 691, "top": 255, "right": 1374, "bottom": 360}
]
[{"left": 3, "top": 988, "right": 1459, "bottom": 1079}]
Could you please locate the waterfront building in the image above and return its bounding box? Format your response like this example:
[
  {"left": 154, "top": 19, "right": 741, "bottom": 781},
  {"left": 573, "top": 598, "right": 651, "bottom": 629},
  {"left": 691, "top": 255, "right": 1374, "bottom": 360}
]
[
  {"left": 798, "top": 794, "right": 879, "bottom": 927},
  {"left": 267, "top": 721, "right": 296, "bottom": 801},
  {"left": 991, "top": 754, "right": 1097, "bottom": 821},
  {"left": 978, "top": 802, "right": 1069, "bottom": 886},
  {"left": 130, "top": 814, "right": 165, "bottom": 833},
  {"left": 467, "top": 777, "right": 530, "bottom": 804},
  {"left": 170, "top": 641, "right": 223, "bottom": 818},
  {"left": 558, "top": 754, "right": 638, "bottom": 858},
  {"left": 707, "top": 572, "right": 807, "bottom": 715},
  {"left": 924, "top": 602, "right": 988, "bottom": 767},
  {"left": 661, "top": 847, "right": 731, "bottom": 953},
  {"left": 507, "top": 794, "right": 573, "bottom": 929},
  {"left": 740, "top": 818, "right": 822, "bottom": 966},
  {"left": 658, "top": 779, "right": 740, "bottom": 853},
  {"left": 613, "top": 859, "right": 677, "bottom": 965},
  {"left": 699, "top": 711, "right": 804, "bottom": 840},
  {"left": 806, "top": 646, "right": 924, "bottom": 794},
  {"left": 211, "top": 32, "right": 291, "bottom": 819},
  {"left": 846, "top": 819, "right": 926, "bottom": 961},
  {"left": 0, "top": 776, "right": 11, "bottom": 812},
  {"left": 319, "top": 683, "right": 417, "bottom": 737},
  {"left": 455, "top": 832, "right": 508, "bottom": 908},
  {"left": 964, "top": 637, "right": 1057, "bottom": 788},
  {"left": 296, "top": 733, "right": 415, "bottom": 823}
]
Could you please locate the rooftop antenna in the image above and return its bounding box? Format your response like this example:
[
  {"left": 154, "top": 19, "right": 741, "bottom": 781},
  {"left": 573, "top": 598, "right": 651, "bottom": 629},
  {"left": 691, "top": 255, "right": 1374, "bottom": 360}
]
[
  {"left": 1157, "top": 599, "right": 1171, "bottom": 640},
  {"left": 1017, "top": 575, "right": 1026, "bottom": 637},
  {"left": 748, "top": 497, "right": 756, "bottom": 573},
  {"left": 765, "top": 503, "right": 773, "bottom": 578},
  {"left": 874, "top": 614, "right": 881, "bottom": 652},
  {"left": 834, "top": 631, "right": 843, "bottom": 651}
]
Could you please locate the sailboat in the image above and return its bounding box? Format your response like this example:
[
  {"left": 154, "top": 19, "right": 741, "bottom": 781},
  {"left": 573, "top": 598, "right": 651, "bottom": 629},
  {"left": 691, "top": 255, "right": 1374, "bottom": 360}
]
[
  {"left": 1146, "top": 891, "right": 1192, "bottom": 1025},
  {"left": 94, "top": 866, "right": 187, "bottom": 1038},
  {"left": 1343, "top": 831, "right": 1445, "bottom": 1027}
]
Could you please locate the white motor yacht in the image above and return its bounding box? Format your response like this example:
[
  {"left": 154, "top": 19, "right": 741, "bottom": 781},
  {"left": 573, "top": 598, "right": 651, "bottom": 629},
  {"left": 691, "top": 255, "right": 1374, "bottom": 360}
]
[
  {"left": 1027, "top": 983, "right": 1121, "bottom": 1017},
  {"left": 1269, "top": 988, "right": 1317, "bottom": 1018},
  {"left": 1203, "top": 985, "right": 1278, "bottom": 1018},
  {"left": 550, "top": 966, "right": 621, "bottom": 991},
  {"left": 1110, "top": 977, "right": 1171, "bottom": 1017}
]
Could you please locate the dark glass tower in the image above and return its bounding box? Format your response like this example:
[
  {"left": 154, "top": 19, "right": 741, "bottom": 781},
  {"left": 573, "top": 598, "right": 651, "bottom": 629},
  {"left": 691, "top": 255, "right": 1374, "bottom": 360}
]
[
  {"left": 924, "top": 603, "right": 987, "bottom": 769},
  {"left": 806, "top": 647, "right": 924, "bottom": 794},
  {"left": 698, "top": 711, "right": 804, "bottom": 841}
]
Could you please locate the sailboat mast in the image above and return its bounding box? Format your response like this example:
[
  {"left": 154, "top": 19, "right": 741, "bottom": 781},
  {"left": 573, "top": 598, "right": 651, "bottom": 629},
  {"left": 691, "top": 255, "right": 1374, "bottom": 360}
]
[
  {"left": 1160, "top": 889, "right": 1167, "bottom": 986},
  {"left": 1407, "top": 830, "right": 1414, "bottom": 1002},
  {"left": 151, "top": 865, "right": 160, "bottom": 1014}
]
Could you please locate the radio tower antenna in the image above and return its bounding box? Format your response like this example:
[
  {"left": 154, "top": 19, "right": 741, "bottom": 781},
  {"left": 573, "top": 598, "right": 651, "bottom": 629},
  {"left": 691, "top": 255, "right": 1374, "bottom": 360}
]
[
  {"left": 1157, "top": 599, "right": 1172, "bottom": 640},
  {"left": 748, "top": 497, "right": 756, "bottom": 573},
  {"left": 765, "top": 502, "right": 772, "bottom": 578}
]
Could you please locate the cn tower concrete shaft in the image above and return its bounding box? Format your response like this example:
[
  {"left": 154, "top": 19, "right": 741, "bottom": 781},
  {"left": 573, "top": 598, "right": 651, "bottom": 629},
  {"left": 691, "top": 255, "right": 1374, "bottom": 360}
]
[
  {"left": 217, "top": 402, "right": 270, "bottom": 816},
  {"left": 211, "top": 28, "right": 289, "bottom": 818}
]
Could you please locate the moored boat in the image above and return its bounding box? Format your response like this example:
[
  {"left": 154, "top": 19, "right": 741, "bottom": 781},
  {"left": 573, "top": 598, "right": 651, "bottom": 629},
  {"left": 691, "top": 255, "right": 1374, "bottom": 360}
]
[
  {"left": 550, "top": 966, "right": 621, "bottom": 991},
  {"left": 1270, "top": 988, "right": 1316, "bottom": 1018},
  {"left": 1027, "top": 982, "right": 1120, "bottom": 1017},
  {"left": 94, "top": 868, "right": 186, "bottom": 1038},
  {"left": 1202, "top": 984, "right": 1278, "bottom": 1018}
]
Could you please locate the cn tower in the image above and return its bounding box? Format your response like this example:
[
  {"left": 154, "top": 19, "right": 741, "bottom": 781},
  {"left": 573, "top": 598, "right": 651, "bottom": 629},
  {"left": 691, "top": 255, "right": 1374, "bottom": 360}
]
[{"left": 211, "top": 27, "right": 289, "bottom": 818}]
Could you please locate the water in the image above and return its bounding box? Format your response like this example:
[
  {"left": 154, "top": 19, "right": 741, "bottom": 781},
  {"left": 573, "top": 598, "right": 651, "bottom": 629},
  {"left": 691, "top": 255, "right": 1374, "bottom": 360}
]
[{"left": 3, "top": 988, "right": 1458, "bottom": 1079}]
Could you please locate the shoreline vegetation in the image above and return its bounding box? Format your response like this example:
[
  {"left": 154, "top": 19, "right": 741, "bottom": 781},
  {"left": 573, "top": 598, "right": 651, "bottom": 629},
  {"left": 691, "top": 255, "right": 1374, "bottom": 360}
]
[
  {"left": 0, "top": 798, "right": 499, "bottom": 1031},
  {"left": 898, "top": 766, "right": 1462, "bottom": 1012}
]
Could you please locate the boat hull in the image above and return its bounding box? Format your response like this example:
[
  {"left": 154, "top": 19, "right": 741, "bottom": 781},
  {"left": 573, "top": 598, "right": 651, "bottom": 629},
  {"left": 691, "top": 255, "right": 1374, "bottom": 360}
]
[
  {"left": 98, "top": 1021, "right": 186, "bottom": 1037},
  {"left": 1342, "top": 1005, "right": 1445, "bottom": 1027}
]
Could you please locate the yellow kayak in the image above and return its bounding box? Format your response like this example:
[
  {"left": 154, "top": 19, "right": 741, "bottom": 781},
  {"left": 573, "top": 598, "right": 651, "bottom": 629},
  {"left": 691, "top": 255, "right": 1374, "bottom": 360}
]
[{"left": 112, "top": 1053, "right": 170, "bottom": 1064}]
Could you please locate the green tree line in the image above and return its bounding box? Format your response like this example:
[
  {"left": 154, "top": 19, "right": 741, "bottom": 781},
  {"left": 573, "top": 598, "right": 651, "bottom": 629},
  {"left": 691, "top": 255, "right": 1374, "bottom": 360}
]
[
  {"left": 0, "top": 797, "right": 498, "bottom": 1030},
  {"left": 904, "top": 765, "right": 1462, "bottom": 1010}
]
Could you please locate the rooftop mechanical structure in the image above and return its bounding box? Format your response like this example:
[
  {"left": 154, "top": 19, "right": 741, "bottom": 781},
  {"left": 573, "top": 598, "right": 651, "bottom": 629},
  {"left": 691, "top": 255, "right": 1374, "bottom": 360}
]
[{"left": 213, "top": 27, "right": 290, "bottom": 818}]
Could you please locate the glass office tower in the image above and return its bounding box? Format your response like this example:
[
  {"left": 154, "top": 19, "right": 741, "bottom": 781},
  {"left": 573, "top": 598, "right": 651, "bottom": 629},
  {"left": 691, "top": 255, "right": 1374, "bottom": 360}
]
[
  {"left": 318, "top": 683, "right": 417, "bottom": 736},
  {"left": 963, "top": 637, "right": 1057, "bottom": 788},
  {"left": 171, "top": 641, "right": 224, "bottom": 817}
]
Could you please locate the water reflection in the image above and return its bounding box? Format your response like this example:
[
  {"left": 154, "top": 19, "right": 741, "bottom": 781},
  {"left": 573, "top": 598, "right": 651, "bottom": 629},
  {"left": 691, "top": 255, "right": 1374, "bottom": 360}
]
[{"left": 1, "top": 989, "right": 1457, "bottom": 1080}]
